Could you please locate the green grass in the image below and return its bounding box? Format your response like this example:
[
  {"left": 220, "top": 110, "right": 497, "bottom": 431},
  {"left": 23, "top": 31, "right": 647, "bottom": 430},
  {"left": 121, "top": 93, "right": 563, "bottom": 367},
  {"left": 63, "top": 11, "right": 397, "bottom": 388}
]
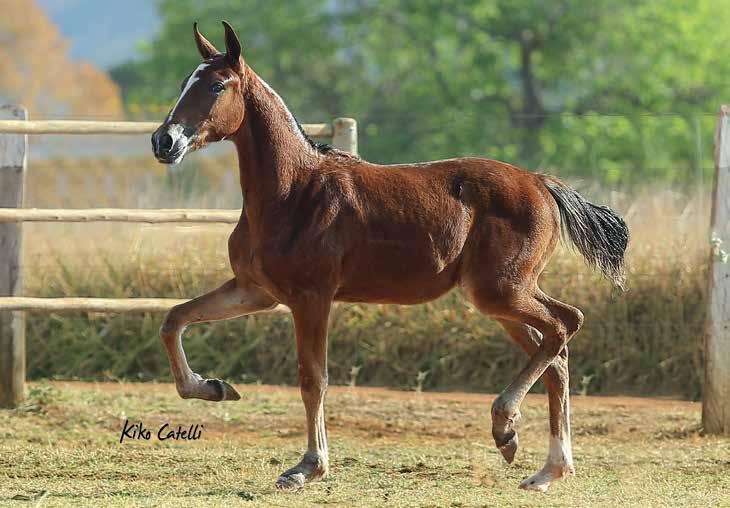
[{"left": 1, "top": 382, "right": 728, "bottom": 507}]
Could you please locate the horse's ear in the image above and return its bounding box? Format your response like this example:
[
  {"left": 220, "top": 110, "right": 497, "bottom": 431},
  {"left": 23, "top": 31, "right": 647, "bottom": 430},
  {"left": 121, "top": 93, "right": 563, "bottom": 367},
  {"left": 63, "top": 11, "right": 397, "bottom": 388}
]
[
  {"left": 222, "top": 21, "right": 243, "bottom": 72},
  {"left": 193, "top": 22, "right": 219, "bottom": 59}
]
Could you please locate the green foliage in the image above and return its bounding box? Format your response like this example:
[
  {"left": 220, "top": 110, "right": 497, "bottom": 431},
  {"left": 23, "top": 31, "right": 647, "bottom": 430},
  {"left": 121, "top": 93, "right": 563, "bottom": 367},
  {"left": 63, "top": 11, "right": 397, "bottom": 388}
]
[
  {"left": 112, "top": 0, "right": 729, "bottom": 185},
  {"left": 111, "top": 0, "right": 346, "bottom": 122}
]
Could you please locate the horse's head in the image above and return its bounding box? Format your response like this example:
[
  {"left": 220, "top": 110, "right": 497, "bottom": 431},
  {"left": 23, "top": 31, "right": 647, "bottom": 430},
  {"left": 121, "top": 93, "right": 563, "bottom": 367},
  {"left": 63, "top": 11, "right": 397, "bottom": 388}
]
[{"left": 152, "top": 21, "right": 246, "bottom": 164}]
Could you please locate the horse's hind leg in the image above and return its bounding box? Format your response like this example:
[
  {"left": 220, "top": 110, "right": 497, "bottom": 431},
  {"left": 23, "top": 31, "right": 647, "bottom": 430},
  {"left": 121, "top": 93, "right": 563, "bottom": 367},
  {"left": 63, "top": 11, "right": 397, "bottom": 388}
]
[
  {"left": 160, "top": 278, "right": 277, "bottom": 401},
  {"left": 498, "top": 320, "right": 574, "bottom": 491},
  {"left": 467, "top": 285, "right": 583, "bottom": 491}
]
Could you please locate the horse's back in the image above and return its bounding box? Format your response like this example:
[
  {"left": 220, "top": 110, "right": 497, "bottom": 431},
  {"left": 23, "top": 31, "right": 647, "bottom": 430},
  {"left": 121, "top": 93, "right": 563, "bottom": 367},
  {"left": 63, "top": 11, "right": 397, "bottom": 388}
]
[{"left": 329, "top": 156, "right": 557, "bottom": 304}]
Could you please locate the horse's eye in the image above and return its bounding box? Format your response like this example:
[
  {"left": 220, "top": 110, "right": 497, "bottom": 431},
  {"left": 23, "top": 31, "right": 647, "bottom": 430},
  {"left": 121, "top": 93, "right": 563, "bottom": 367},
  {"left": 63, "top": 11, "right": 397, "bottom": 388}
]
[{"left": 210, "top": 82, "right": 225, "bottom": 94}]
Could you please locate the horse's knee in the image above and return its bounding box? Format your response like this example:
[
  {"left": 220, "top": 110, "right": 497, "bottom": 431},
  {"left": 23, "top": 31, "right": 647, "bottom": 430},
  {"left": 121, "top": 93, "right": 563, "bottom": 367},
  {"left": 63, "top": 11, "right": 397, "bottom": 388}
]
[
  {"left": 298, "top": 365, "right": 328, "bottom": 400},
  {"left": 160, "top": 305, "right": 185, "bottom": 341},
  {"left": 299, "top": 372, "right": 327, "bottom": 395}
]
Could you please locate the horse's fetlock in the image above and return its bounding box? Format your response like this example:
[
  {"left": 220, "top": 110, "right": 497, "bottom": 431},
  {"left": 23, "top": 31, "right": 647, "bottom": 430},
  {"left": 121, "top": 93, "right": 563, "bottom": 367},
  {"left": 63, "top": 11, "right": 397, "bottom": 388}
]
[
  {"left": 491, "top": 397, "right": 517, "bottom": 423},
  {"left": 176, "top": 383, "right": 195, "bottom": 399}
]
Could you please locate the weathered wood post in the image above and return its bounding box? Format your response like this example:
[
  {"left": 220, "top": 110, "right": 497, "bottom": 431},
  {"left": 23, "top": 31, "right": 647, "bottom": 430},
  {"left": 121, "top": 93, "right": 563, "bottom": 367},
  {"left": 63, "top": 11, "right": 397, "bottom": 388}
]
[
  {"left": 0, "top": 105, "right": 27, "bottom": 408},
  {"left": 704, "top": 105, "right": 730, "bottom": 434},
  {"left": 332, "top": 117, "right": 358, "bottom": 155}
]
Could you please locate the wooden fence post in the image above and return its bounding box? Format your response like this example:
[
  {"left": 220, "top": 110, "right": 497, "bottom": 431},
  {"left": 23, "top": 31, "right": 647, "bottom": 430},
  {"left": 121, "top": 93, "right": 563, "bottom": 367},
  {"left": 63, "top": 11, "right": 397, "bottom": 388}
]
[
  {"left": 0, "top": 105, "right": 27, "bottom": 408},
  {"left": 704, "top": 105, "right": 730, "bottom": 434},
  {"left": 332, "top": 117, "right": 358, "bottom": 155}
]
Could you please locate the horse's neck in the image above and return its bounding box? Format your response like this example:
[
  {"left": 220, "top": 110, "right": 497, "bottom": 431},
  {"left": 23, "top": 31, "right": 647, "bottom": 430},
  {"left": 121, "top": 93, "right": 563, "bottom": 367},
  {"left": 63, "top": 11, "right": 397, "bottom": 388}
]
[{"left": 232, "top": 69, "right": 318, "bottom": 218}]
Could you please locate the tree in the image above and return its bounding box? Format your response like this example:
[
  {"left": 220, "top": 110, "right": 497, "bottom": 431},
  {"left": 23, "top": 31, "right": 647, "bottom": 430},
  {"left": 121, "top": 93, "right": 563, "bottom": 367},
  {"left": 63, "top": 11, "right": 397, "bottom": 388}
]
[
  {"left": 111, "top": 0, "right": 348, "bottom": 123},
  {"left": 113, "top": 0, "right": 730, "bottom": 185},
  {"left": 0, "top": 0, "right": 123, "bottom": 118}
]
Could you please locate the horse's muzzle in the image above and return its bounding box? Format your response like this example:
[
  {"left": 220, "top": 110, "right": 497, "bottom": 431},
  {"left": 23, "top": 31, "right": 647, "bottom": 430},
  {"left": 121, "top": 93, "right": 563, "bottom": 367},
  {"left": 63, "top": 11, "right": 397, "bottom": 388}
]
[{"left": 152, "top": 124, "right": 195, "bottom": 164}]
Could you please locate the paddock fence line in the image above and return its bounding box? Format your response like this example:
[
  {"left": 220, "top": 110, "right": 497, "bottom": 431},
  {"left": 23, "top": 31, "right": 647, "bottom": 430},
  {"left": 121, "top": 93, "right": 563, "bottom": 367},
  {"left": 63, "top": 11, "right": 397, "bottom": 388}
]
[
  {"left": 1, "top": 106, "right": 727, "bottom": 438},
  {"left": 703, "top": 105, "right": 730, "bottom": 435},
  {"left": 0, "top": 120, "right": 334, "bottom": 137},
  {"left": 0, "top": 105, "right": 357, "bottom": 407},
  {"left": 0, "top": 208, "right": 241, "bottom": 223},
  {"left": 0, "top": 298, "right": 291, "bottom": 314}
]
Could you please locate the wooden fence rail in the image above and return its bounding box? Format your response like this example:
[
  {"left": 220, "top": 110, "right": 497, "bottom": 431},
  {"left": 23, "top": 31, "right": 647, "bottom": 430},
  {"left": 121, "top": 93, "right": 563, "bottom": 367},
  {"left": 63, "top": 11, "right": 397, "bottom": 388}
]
[
  {"left": 0, "top": 120, "right": 334, "bottom": 137},
  {"left": 0, "top": 297, "right": 290, "bottom": 314},
  {"left": 0, "top": 109, "right": 357, "bottom": 407},
  {"left": 0, "top": 208, "right": 241, "bottom": 223}
]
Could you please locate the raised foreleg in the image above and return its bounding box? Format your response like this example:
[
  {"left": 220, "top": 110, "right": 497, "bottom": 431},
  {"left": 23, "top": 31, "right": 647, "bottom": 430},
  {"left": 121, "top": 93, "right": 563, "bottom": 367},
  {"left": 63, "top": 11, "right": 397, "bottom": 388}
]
[{"left": 160, "top": 278, "right": 277, "bottom": 401}]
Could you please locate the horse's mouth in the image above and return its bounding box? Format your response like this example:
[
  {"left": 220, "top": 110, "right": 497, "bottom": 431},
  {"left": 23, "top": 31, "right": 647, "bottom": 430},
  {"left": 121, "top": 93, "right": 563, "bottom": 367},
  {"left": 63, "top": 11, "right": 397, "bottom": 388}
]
[
  {"left": 156, "top": 145, "right": 188, "bottom": 165},
  {"left": 152, "top": 123, "right": 197, "bottom": 164}
]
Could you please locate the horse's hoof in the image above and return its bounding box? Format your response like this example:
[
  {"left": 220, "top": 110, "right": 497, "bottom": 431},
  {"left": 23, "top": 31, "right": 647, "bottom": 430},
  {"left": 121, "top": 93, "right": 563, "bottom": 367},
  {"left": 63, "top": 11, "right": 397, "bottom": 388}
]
[
  {"left": 275, "top": 472, "right": 306, "bottom": 491},
  {"left": 206, "top": 379, "right": 241, "bottom": 401},
  {"left": 275, "top": 452, "right": 327, "bottom": 492},
  {"left": 518, "top": 462, "right": 572, "bottom": 492},
  {"left": 497, "top": 431, "right": 519, "bottom": 464}
]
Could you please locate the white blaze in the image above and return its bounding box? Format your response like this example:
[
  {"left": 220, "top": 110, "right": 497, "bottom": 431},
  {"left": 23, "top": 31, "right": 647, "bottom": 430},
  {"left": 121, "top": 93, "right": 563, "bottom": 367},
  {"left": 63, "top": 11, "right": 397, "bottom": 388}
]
[{"left": 167, "top": 63, "right": 210, "bottom": 123}]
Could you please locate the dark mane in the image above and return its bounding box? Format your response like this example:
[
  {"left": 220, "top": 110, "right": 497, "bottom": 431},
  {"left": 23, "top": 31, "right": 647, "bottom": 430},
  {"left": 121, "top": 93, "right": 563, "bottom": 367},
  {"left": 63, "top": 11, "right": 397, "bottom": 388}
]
[
  {"left": 293, "top": 118, "right": 334, "bottom": 154},
  {"left": 293, "top": 117, "right": 357, "bottom": 158},
  {"left": 199, "top": 53, "right": 351, "bottom": 158}
]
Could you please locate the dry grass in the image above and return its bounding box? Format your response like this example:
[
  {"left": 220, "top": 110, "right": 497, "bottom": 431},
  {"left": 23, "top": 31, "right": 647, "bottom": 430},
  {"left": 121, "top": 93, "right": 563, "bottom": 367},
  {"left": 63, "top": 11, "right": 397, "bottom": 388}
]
[
  {"left": 21, "top": 203, "right": 707, "bottom": 396},
  {"left": 0, "top": 381, "right": 728, "bottom": 507}
]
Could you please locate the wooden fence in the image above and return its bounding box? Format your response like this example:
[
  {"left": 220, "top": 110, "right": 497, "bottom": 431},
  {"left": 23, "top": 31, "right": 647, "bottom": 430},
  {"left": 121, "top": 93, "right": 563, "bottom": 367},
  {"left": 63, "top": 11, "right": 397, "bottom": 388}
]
[
  {"left": 0, "top": 105, "right": 356, "bottom": 407},
  {"left": 1, "top": 106, "right": 728, "bottom": 437},
  {"left": 703, "top": 106, "right": 730, "bottom": 435}
]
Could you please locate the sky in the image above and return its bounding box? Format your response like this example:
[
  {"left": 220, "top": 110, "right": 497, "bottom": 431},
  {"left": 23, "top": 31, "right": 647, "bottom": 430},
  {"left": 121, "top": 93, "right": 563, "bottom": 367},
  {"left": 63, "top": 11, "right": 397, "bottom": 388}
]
[{"left": 37, "top": 0, "right": 160, "bottom": 69}]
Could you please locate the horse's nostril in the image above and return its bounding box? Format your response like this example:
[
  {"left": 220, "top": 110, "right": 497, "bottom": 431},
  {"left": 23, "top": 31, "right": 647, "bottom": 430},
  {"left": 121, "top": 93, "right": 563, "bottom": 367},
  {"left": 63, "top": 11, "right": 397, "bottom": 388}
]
[{"left": 159, "top": 134, "right": 174, "bottom": 155}]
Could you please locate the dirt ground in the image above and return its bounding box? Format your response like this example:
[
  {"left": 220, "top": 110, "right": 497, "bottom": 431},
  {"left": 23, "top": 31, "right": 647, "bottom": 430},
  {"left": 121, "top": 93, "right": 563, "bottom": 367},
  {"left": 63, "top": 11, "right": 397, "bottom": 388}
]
[{"left": 0, "top": 381, "right": 728, "bottom": 507}]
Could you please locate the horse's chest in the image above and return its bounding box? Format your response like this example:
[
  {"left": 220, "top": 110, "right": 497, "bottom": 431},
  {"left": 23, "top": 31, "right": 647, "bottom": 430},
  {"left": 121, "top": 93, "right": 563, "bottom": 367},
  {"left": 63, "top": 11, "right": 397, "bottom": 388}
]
[{"left": 230, "top": 223, "right": 339, "bottom": 300}]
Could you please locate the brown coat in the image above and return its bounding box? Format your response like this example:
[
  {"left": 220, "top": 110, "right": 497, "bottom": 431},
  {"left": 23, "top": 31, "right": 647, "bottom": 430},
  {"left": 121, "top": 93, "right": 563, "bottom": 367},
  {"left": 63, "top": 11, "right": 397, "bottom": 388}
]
[{"left": 151, "top": 21, "right": 628, "bottom": 493}]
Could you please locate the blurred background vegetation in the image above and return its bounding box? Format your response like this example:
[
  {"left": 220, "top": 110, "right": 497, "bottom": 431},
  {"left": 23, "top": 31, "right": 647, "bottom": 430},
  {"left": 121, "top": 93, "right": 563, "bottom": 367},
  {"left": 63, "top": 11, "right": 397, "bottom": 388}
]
[
  {"left": 110, "top": 0, "right": 728, "bottom": 186},
  {"left": 2, "top": 0, "right": 725, "bottom": 398}
]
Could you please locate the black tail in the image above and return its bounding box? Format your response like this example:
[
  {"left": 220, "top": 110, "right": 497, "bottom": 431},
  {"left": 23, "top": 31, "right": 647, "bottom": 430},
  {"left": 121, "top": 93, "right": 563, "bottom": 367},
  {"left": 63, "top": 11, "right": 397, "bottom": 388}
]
[{"left": 542, "top": 176, "right": 629, "bottom": 290}]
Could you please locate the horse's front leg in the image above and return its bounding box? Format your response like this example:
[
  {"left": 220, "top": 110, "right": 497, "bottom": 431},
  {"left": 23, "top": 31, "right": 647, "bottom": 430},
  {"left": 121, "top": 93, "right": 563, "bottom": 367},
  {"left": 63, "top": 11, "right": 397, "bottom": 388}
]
[
  {"left": 160, "top": 278, "right": 277, "bottom": 401},
  {"left": 276, "top": 297, "right": 331, "bottom": 491}
]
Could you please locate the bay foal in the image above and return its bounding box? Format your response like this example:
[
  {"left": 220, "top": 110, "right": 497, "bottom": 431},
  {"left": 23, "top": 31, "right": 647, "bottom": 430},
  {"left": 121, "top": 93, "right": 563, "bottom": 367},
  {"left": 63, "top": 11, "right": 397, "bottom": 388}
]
[{"left": 152, "top": 21, "right": 628, "bottom": 492}]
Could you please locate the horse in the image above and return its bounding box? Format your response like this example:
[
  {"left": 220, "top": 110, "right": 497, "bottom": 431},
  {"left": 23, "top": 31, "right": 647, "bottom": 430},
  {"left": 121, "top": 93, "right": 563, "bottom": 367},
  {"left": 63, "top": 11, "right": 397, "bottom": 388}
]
[{"left": 151, "top": 21, "right": 628, "bottom": 493}]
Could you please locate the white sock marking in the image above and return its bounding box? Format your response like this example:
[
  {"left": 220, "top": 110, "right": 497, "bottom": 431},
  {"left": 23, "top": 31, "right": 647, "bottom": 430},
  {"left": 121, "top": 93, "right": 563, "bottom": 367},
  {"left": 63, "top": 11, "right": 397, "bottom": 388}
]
[{"left": 547, "top": 434, "right": 573, "bottom": 467}]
